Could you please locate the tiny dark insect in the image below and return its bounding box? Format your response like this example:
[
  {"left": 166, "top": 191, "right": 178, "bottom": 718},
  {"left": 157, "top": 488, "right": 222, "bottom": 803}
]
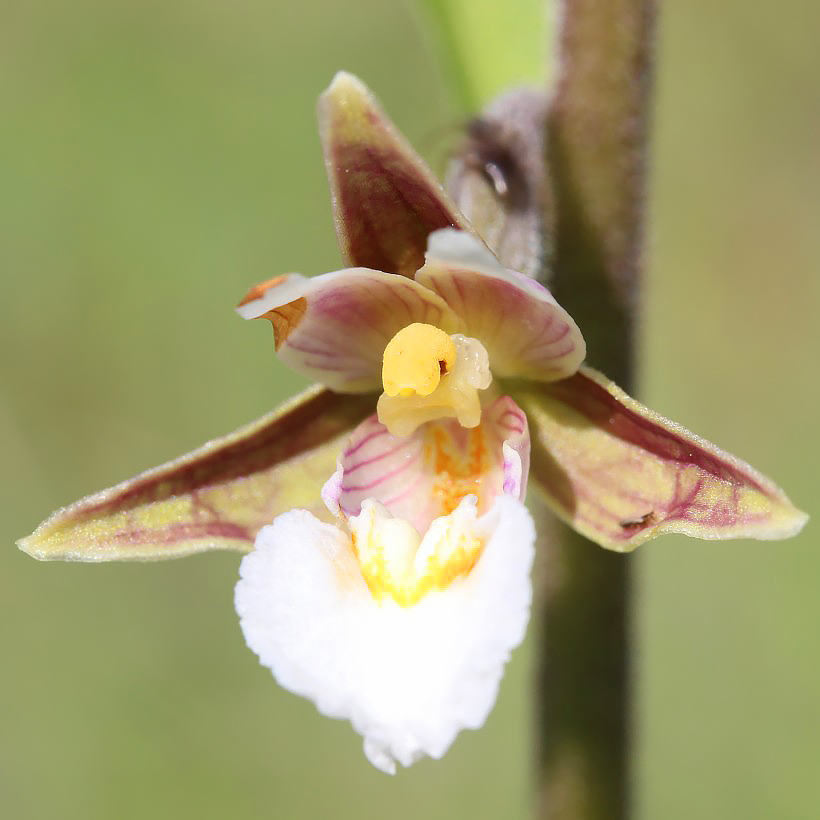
[
  {"left": 620, "top": 512, "right": 654, "bottom": 530},
  {"left": 462, "top": 118, "right": 530, "bottom": 212}
]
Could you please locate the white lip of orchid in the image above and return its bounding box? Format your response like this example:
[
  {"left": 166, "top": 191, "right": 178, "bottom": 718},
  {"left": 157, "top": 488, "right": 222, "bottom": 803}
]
[
  {"left": 237, "top": 397, "right": 533, "bottom": 773},
  {"left": 235, "top": 492, "right": 536, "bottom": 774},
  {"left": 377, "top": 323, "right": 492, "bottom": 437}
]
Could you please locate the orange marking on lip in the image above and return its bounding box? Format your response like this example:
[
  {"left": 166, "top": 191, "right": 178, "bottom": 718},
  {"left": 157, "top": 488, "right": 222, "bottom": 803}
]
[
  {"left": 236, "top": 275, "right": 307, "bottom": 350},
  {"left": 428, "top": 426, "right": 488, "bottom": 516},
  {"left": 237, "top": 275, "right": 290, "bottom": 308},
  {"left": 259, "top": 298, "right": 308, "bottom": 351}
]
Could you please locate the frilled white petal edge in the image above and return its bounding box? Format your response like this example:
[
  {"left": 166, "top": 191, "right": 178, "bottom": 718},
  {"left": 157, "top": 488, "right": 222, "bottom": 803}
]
[
  {"left": 235, "top": 495, "right": 535, "bottom": 774},
  {"left": 416, "top": 229, "right": 586, "bottom": 382}
]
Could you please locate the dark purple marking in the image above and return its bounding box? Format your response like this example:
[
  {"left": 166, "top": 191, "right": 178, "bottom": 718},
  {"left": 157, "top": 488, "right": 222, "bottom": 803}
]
[
  {"left": 344, "top": 424, "right": 389, "bottom": 457},
  {"left": 329, "top": 139, "right": 464, "bottom": 277},
  {"left": 75, "top": 390, "right": 375, "bottom": 523},
  {"left": 112, "top": 520, "right": 252, "bottom": 547},
  {"left": 343, "top": 437, "right": 416, "bottom": 476},
  {"left": 340, "top": 457, "right": 416, "bottom": 493},
  {"left": 544, "top": 371, "right": 771, "bottom": 492}
]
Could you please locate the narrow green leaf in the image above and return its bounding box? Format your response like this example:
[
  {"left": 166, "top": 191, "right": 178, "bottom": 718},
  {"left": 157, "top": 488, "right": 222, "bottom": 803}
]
[{"left": 419, "top": 0, "right": 551, "bottom": 109}]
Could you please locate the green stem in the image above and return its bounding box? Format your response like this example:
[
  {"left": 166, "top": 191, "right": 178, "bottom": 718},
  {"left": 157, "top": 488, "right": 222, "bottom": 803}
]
[{"left": 536, "top": 1, "right": 655, "bottom": 818}]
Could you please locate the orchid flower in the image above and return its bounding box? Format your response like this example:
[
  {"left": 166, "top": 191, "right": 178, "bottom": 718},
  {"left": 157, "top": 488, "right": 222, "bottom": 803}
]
[{"left": 19, "top": 73, "right": 806, "bottom": 773}]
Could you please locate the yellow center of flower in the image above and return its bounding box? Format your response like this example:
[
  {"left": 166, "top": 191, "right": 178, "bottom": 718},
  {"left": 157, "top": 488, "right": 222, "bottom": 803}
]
[
  {"left": 377, "top": 325, "right": 493, "bottom": 437},
  {"left": 381, "top": 323, "right": 457, "bottom": 398},
  {"left": 350, "top": 500, "right": 484, "bottom": 607}
]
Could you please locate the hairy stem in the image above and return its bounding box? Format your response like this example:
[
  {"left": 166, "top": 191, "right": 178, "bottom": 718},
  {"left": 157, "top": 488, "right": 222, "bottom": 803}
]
[{"left": 536, "top": 1, "right": 655, "bottom": 818}]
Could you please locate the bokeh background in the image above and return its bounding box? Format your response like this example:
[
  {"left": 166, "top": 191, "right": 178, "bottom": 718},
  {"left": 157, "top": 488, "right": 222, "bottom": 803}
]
[{"left": 1, "top": 1, "right": 817, "bottom": 818}]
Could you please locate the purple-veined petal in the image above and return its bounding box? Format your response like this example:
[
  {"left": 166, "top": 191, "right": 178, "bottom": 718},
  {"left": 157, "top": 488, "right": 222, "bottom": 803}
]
[
  {"left": 318, "top": 72, "right": 473, "bottom": 277},
  {"left": 18, "top": 387, "right": 374, "bottom": 561},
  {"left": 238, "top": 268, "right": 461, "bottom": 393},
  {"left": 515, "top": 366, "right": 808, "bottom": 551},
  {"left": 416, "top": 230, "right": 586, "bottom": 381},
  {"left": 325, "top": 395, "right": 530, "bottom": 535}
]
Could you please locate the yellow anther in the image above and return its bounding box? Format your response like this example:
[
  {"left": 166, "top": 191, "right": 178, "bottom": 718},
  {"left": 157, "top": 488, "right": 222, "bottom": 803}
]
[{"left": 382, "top": 323, "right": 457, "bottom": 398}]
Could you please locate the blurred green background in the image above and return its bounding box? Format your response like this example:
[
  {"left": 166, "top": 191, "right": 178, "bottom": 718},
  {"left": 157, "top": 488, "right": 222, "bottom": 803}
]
[{"left": 1, "top": 1, "right": 817, "bottom": 818}]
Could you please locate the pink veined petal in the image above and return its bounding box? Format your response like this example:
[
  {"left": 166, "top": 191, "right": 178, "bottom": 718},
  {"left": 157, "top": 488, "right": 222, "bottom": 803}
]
[
  {"left": 416, "top": 230, "right": 586, "bottom": 382},
  {"left": 324, "top": 396, "right": 530, "bottom": 534},
  {"left": 237, "top": 268, "right": 461, "bottom": 393},
  {"left": 318, "top": 72, "right": 473, "bottom": 277},
  {"left": 515, "top": 366, "right": 808, "bottom": 551}
]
